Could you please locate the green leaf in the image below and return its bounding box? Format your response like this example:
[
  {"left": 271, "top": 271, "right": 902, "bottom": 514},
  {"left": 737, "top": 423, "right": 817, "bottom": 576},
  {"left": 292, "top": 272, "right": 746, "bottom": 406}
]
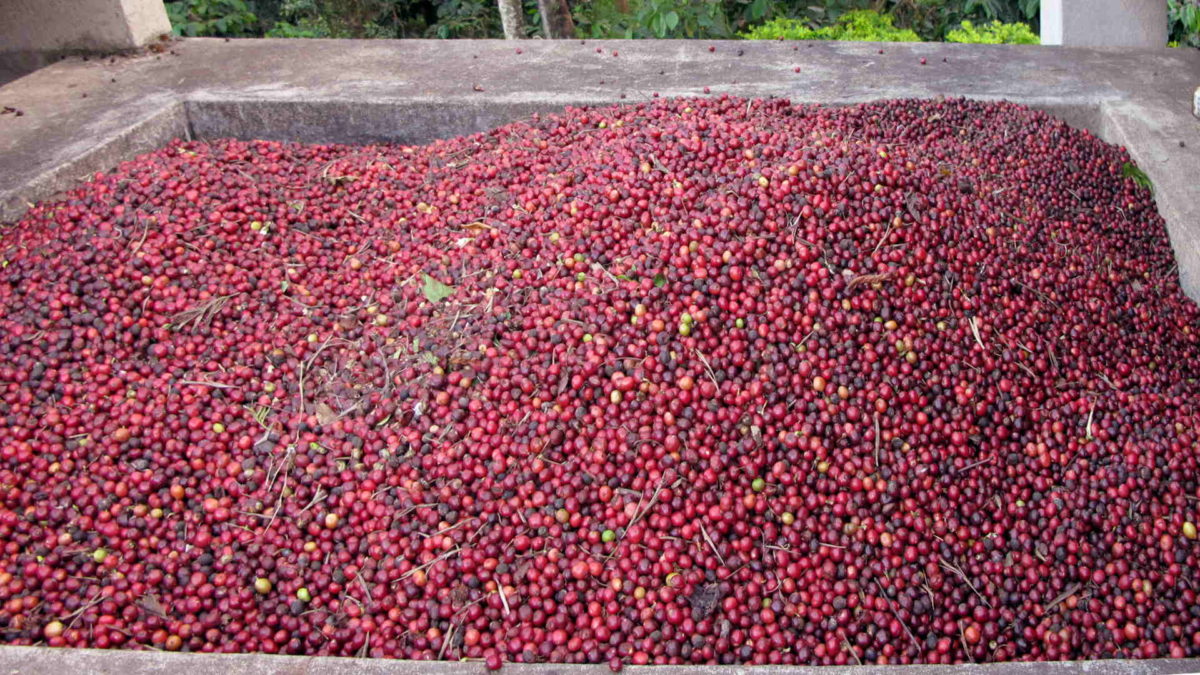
[
  {"left": 665, "top": 10, "right": 680, "bottom": 32},
  {"left": 1121, "top": 162, "right": 1154, "bottom": 195},
  {"left": 747, "top": 0, "right": 766, "bottom": 21},
  {"left": 422, "top": 273, "right": 456, "bottom": 303},
  {"left": 651, "top": 13, "right": 665, "bottom": 37},
  {"left": 654, "top": 273, "right": 667, "bottom": 288}
]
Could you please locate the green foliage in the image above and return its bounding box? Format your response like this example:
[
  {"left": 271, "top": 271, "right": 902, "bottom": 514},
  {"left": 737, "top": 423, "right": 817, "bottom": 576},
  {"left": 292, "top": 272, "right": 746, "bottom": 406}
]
[
  {"left": 723, "top": 0, "right": 783, "bottom": 33},
  {"left": 741, "top": 10, "right": 920, "bottom": 41},
  {"left": 574, "top": 0, "right": 732, "bottom": 38},
  {"left": 426, "top": 0, "right": 500, "bottom": 37},
  {"left": 1169, "top": 0, "right": 1200, "bottom": 48},
  {"left": 750, "top": 1, "right": 1037, "bottom": 42},
  {"left": 164, "top": 0, "right": 1047, "bottom": 43},
  {"left": 262, "top": 0, "right": 438, "bottom": 38},
  {"left": 165, "top": 0, "right": 259, "bottom": 37},
  {"left": 945, "top": 19, "right": 1038, "bottom": 43}
]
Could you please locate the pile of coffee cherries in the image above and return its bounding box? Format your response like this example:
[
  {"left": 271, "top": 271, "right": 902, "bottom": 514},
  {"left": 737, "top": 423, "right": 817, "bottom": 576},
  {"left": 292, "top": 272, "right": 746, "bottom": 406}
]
[{"left": 0, "top": 96, "right": 1197, "bottom": 668}]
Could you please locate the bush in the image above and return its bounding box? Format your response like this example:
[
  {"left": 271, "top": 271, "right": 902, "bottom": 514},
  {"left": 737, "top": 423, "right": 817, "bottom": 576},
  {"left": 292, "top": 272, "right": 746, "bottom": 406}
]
[
  {"left": 945, "top": 19, "right": 1038, "bottom": 43},
  {"left": 165, "top": 0, "right": 259, "bottom": 36},
  {"left": 1169, "top": 0, "right": 1200, "bottom": 48},
  {"left": 741, "top": 9, "right": 920, "bottom": 42},
  {"left": 164, "top": 0, "right": 1050, "bottom": 44},
  {"left": 573, "top": 0, "right": 732, "bottom": 39},
  {"left": 788, "top": 0, "right": 1038, "bottom": 42}
]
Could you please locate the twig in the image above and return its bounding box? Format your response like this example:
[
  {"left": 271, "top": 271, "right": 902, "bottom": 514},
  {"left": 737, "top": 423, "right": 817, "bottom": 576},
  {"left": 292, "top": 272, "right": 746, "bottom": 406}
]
[
  {"left": 764, "top": 544, "right": 799, "bottom": 556},
  {"left": 953, "top": 456, "right": 994, "bottom": 475},
  {"left": 398, "top": 548, "right": 459, "bottom": 581},
  {"left": 179, "top": 380, "right": 237, "bottom": 389},
  {"left": 1045, "top": 582, "right": 1082, "bottom": 612},
  {"left": 693, "top": 349, "right": 720, "bottom": 389},
  {"left": 355, "top": 572, "right": 374, "bottom": 602},
  {"left": 958, "top": 621, "right": 976, "bottom": 664},
  {"left": 419, "top": 518, "right": 475, "bottom": 539},
  {"left": 873, "top": 578, "right": 921, "bottom": 652},
  {"left": 298, "top": 487, "right": 328, "bottom": 515},
  {"left": 298, "top": 335, "right": 335, "bottom": 415},
  {"left": 872, "top": 218, "right": 895, "bottom": 254},
  {"left": 968, "top": 316, "right": 985, "bottom": 351},
  {"left": 841, "top": 633, "right": 863, "bottom": 666},
  {"left": 57, "top": 592, "right": 103, "bottom": 624},
  {"left": 171, "top": 293, "right": 239, "bottom": 332},
  {"left": 130, "top": 223, "right": 150, "bottom": 256},
  {"left": 1085, "top": 399, "right": 1096, "bottom": 439},
  {"left": 497, "top": 584, "right": 511, "bottom": 617},
  {"left": 699, "top": 522, "right": 725, "bottom": 566},
  {"left": 873, "top": 413, "right": 881, "bottom": 472},
  {"left": 939, "top": 557, "right": 991, "bottom": 607},
  {"left": 625, "top": 479, "right": 665, "bottom": 533},
  {"left": 438, "top": 624, "right": 456, "bottom": 660}
]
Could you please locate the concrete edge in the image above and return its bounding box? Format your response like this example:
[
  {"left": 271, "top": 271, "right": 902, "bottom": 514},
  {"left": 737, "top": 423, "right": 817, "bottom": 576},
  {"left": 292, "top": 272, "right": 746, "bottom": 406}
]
[
  {"left": 182, "top": 95, "right": 1112, "bottom": 144},
  {"left": 1098, "top": 99, "right": 1200, "bottom": 297},
  {"left": 0, "top": 645, "right": 1197, "bottom": 675},
  {"left": 0, "top": 92, "right": 1111, "bottom": 224},
  {"left": 0, "top": 99, "right": 189, "bottom": 221}
]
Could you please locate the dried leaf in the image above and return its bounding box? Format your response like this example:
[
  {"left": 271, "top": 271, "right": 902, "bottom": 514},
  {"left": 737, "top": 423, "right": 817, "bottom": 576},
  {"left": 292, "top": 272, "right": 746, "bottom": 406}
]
[
  {"left": 137, "top": 594, "right": 168, "bottom": 619},
  {"left": 848, "top": 272, "right": 892, "bottom": 290},
  {"left": 690, "top": 583, "right": 723, "bottom": 621},
  {"left": 315, "top": 402, "right": 337, "bottom": 426},
  {"left": 421, "top": 274, "right": 455, "bottom": 304}
]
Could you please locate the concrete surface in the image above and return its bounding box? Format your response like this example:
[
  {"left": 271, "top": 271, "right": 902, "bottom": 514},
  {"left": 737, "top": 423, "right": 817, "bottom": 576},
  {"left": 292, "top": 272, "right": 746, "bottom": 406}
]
[
  {"left": 0, "top": 645, "right": 1198, "bottom": 674},
  {"left": 0, "top": 0, "right": 171, "bottom": 85},
  {"left": 0, "top": 0, "right": 171, "bottom": 53},
  {"left": 1041, "top": 0, "right": 1168, "bottom": 48},
  {"left": 1, "top": 39, "right": 1198, "bottom": 299}
]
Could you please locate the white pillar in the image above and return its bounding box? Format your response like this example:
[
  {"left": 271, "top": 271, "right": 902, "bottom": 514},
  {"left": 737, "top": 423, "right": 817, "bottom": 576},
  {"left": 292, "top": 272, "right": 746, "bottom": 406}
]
[
  {"left": 1041, "top": 0, "right": 1168, "bottom": 48},
  {"left": 0, "top": 0, "right": 171, "bottom": 59}
]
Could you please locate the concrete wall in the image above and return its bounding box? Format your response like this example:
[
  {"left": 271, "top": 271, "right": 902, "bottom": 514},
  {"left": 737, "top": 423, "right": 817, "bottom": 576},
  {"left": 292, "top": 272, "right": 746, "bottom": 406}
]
[
  {"left": 0, "top": 0, "right": 170, "bottom": 52},
  {"left": 1042, "top": 0, "right": 1168, "bottom": 48},
  {"left": 0, "top": 0, "right": 171, "bottom": 84}
]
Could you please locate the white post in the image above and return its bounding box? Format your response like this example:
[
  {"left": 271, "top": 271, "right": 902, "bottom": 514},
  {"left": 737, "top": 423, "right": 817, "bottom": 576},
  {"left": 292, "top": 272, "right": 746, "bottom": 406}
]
[
  {"left": 0, "top": 0, "right": 170, "bottom": 82},
  {"left": 1041, "top": 0, "right": 1168, "bottom": 48},
  {"left": 0, "top": 0, "right": 171, "bottom": 57}
]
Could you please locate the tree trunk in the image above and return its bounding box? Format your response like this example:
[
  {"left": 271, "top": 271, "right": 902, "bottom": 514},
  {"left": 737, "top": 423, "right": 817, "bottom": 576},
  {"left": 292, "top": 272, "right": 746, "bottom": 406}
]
[
  {"left": 498, "top": 0, "right": 527, "bottom": 39},
  {"left": 537, "top": 0, "right": 575, "bottom": 38}
]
